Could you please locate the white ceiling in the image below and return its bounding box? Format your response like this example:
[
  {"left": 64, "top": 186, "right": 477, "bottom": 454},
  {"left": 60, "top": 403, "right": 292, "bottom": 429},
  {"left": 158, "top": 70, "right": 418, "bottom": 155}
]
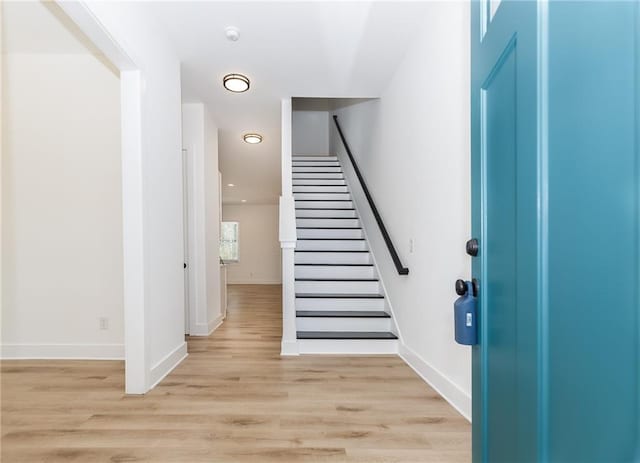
[
  {"left": 148, "top": 1, "right": 431, "bottom": 205},
  {"left": 3, "top": 1, "right": 430, "bottom": 205}
]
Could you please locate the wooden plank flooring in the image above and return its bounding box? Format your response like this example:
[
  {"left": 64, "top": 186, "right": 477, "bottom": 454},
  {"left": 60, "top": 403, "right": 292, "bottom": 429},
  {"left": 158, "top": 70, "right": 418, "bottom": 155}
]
[{"left": 1, "top": 284, "right": 470, "bottom": 462}]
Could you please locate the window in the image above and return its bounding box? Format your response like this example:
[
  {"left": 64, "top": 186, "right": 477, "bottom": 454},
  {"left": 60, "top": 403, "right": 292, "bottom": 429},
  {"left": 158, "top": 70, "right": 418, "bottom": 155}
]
[
  {"left": 480, "top": 0, "right": 503, "bottom": 40},
  {"left": 489, "top": 0, "right": 502, "bottom": 22},
  {"left": 220, "top": 221, "right": 239, "bottom": 262}
]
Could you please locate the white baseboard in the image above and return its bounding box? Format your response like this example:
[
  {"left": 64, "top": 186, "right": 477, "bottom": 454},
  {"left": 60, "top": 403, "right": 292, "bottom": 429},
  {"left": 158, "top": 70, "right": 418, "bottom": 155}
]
[
  {"left": 207, "top": 313, "right": 225, "bottom": 335},
  {"left": 281, "top": 340, "right": 299, "bottom": 356},
  {"left": 148, "top": 341, "right": 188, "bottom": 389},
  {"left": 227, "top": 280, "right": 282, "bottom": 285},
  {"left": 1, "top": 343, "right": 124, "bottom": 360},
  {"left": 399, "top": 343, "right": 471, "bottom": 422},
  {"left": 190, "top": 313, "right": 225, "bottom": 336}
]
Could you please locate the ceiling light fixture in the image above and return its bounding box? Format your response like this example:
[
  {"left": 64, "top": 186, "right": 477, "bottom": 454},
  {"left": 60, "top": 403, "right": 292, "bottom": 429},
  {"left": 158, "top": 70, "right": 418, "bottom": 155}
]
[
  {"left": 227, "top": 183, "right": 235, "bottom": 187},
  {"left": 243, "top": 133, "right": 263, "bottom": 144},
  {"left": 223, "top": 73, "right": 250, "bottom": 93},
  {"left": 241, "top": 199, "right": 247, "bottom": 203}
]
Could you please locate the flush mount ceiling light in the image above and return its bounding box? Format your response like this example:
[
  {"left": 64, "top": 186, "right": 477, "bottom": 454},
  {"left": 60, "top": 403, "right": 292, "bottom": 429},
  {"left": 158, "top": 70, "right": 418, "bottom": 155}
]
[
  {"left": 243, "top": 133, "right": 263, "bottom": 144},
  {"left": 241, "top": 199, "right": 247, "bottom": 203},
  {"left": 223, "top": 73, "right": 250, "bottom": 93},
  {"left": 227, "top": 183, "right": 235, "bottom": 187}
]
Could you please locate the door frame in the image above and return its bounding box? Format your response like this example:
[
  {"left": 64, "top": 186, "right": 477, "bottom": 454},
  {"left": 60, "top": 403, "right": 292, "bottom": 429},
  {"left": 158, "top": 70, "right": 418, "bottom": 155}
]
[
  {"left": 57, "top": 1, "right": 148, "bottom": 394},
  {"left": 182, "top": 148, "right": 191, "bottom": 335}
]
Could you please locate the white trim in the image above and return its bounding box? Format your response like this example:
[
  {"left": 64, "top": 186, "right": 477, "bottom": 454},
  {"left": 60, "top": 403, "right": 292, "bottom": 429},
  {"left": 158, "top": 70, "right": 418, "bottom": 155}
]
[
  {"left": 1, "top": 343, "right": 124, "bottom": 360},
  {"left": 182, "top": 147, "right": 191, "bottom": 336},
  {"left": 227, "top": 279, "right": 282, "bottom": 285},
  {"left": 148, "top": 342, "right": 188, "bottom": 389},
  {"left": 279, "top": 99, "right": 297, "bottom": 359},
  {"left": 281, "top": 98, "right": 293, "bottom": 197},
  {"left": 55, "top": 1, "right": 136, "bottom": 71},
  {"left": 399, "top": 343, "right": 471, "bottom": 422},
  {"left": 207, "top": 313, "right": 225, "bottom": 334},
  {"left": 190, "top": 313, "right": 225, "bottom": 336},
  {"left": 281, "top": 340, "right": 300, "bottom": 356},
  {"left": 120, "top": 70, "right": 147, "bottom": 394}
]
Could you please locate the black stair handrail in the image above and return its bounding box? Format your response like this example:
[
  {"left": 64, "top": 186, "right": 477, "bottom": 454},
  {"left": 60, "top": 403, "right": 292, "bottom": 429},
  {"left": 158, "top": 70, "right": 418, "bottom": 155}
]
[{"left": 332, "top": 115, "right": 409, "bottom": 275}]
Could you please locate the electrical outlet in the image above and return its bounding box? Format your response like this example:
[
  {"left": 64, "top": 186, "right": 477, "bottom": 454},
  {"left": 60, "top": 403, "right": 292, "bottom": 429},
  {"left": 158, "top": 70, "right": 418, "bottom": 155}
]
[
  {"left": 409, "top": 238, "right": 415, "bottom": 254},
  {"left": 99, "top": 317, "right": 109, "bottom": 330}
]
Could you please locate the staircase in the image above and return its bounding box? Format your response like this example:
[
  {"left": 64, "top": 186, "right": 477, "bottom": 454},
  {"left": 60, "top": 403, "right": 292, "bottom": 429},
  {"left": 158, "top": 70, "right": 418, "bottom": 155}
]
[{"left": 292, "top": 154, "right": 399, "bottom": 354}]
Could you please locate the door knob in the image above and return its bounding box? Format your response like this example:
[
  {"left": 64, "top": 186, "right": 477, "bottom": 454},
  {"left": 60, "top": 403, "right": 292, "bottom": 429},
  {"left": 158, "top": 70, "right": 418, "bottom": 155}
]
[
  {"left": 466, "top": 238, "right": 479, "bottom": 257},
  {"left": 456, "top": 278, "right": 478, "bottom": 297}
]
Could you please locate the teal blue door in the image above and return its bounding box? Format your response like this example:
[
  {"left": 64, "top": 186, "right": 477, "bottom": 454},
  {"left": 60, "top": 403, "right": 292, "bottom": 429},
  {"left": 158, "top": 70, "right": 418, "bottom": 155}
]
[{"left": 471, "top": 1, "right": 640, "bottom": 462}]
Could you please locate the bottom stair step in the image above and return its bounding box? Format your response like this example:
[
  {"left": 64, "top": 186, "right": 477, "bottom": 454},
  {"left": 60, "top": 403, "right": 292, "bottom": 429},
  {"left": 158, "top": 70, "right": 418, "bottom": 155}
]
[
  {"left": 297, "top": 331, "right": 398, "bottom": 340},
  {"left": 297, "top": 338, "right": 398, "bottom": 354}
]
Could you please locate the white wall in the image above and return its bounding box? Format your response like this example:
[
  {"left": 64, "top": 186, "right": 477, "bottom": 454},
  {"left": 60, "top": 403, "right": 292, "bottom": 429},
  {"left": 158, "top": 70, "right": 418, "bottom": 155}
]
[
  {"left": 330, "top": 2, "right": 471, "bottom": 419},
  {"left": 222, "top": 205, "right": 281, "bottom": 284},
  {"left": 182, "top": 103, "right": 222, "bottom": 336},
  {"left": 61, "top": 1, "right": 186, "bottom": 391},
  {"left": 292, "top": 110, "right": 330, "bottom": 154},
  {"left": 2, "top": 18, "right": 123, "bottom": 357}
]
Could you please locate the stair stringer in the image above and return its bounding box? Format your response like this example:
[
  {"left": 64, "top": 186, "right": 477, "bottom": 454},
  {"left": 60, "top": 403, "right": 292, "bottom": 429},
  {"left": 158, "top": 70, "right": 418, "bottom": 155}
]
[{"left": 333, "top": 150, "right": 405, "bottom": 348}]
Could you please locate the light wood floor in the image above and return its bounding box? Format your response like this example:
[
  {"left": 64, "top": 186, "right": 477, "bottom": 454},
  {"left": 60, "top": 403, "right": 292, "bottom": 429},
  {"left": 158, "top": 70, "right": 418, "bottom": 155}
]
[{"left": 1, "top": 284, "right": 470, "bottom": 462}]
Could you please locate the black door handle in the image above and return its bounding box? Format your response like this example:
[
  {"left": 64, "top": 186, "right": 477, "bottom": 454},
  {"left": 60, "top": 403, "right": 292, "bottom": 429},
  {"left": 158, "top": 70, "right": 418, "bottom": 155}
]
[
  {"left": 466, "top": 239, "right": 479, "bottom": 257},
  {"left": 455, "top": 278, "right": 479, "bottom": 297}
]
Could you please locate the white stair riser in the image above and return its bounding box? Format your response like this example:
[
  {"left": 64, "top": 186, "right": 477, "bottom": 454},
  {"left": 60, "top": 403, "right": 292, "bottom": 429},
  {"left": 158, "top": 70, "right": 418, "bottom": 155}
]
[
  {"left": 293, "top": 179, "right": 346, "bottom": 186},
  {"left": 293, "top": 173, "right": 344, "bottom": 179},
  {"left": 296, "top": 218, "right": 359, "bottom": 228},
  {"left": 293, "top": 167, "right": 342, "bottom": 173},
  {"left": 294, "top": 265, "right": 377, "bottom": 279},
  {"left": 295, "top": 297, "right": 385, "bottom": 310},
  {"left": 296, "top": 317, "right": 391, "bottom": 331},
  {"left": 292, "top": 156, "right": 338, "bottom": 161},
  {"left": 293, "top": 186, "right": 348, "bottom": 193},
  {"left": 295, "top": 280, "right": 380, "bottom": 294},
  {"left": 296, "top": 240, "right": 367, "bottom": 251},
  {"left": 297, "top": 339, "right": 398, "bottom": 354},
  {"left": 294, "top": 193, "right": 351, "bottom": 201},
  {"left": 295, "top": 200, "right": 353, "bottom": 209},
  {"left": 296, "top": 209, "right": 356, "bottom": 218},
  {"left": 295, "top": 252, "right": 371, "bottom": 265},
  {"left": 297, "top": 228, "right": 363, "bottom": 239},
  {"left": 292, "top": 161, "right": 340, "bottom": 167}
]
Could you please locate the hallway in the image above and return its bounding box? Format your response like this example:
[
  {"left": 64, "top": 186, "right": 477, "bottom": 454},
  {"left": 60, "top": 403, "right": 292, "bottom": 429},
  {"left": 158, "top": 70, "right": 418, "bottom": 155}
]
[{"left": 1, "top": 285, "right": 470, "bottom": 462}]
